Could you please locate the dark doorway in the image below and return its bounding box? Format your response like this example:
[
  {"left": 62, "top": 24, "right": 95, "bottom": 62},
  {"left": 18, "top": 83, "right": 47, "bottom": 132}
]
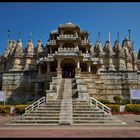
[{"left": 62, "top": 64, "right": 75, "bottom": 78}]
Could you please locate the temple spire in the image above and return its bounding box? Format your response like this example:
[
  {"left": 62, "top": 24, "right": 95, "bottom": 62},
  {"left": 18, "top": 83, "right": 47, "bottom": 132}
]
[
  {"left": 18, "top": 32, "right": 21, "bottom": 40},
  {"left": 97, "top": 32, "right": 100, "bottom": 42},
  {"left": 117, "top": 32, "right": 120, "bottom": 42},
  {"left": 7, "top": 30, "right": 10, "bottom": 41},
  {"left": 89, "top": 32, "right": 91, "bottom": 41},
  {"left": 39, "top": 32, "right": 42, "bottom": 41},
  {"left": 108, "top": 32, "right": 111, "bottom": 43},
  {"left": 30, "top": 32, "right": 32, "bottom": 41},
  {"left": 132, "top": 41, "right": 134, "bottom": 50},
  {"left": 128, "top": 29, "right": 131, "bottom": 41}
]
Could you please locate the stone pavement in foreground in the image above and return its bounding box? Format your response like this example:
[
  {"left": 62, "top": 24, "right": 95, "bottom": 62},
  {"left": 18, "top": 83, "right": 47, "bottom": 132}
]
[{"left": 0, "top": 114, "right": 140, "bottom": 138}]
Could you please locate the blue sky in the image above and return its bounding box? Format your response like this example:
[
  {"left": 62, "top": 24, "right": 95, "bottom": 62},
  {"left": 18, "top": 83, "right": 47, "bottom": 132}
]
[{"left": 0, "top": 2, "right": 140, "bottom": 54}]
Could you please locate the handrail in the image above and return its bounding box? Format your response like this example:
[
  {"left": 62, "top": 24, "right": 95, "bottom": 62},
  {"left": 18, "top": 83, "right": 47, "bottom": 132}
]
[
  {"left": 89, "top": 97, "right": 111, "bottom": 115},
  {"left": 25, "top": 96, "right": 46, "bottom": 114}
]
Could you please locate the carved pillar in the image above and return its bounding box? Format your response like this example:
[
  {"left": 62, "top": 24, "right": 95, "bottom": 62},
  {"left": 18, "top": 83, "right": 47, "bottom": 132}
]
[
  {"left": 38, "top": 65, "right": 41, "bottom": 74},
  {"left": 57, "top": 60, "right": 61, "bottom": 69},
  {"left": 75, "top": 59, "right": 81, "bottom": 78},
  {"left": 57, "top": 59, "right": 62, "bottom": 77},
  {"left": 50, "top": 48, "right": 52, "bottom": 54},
  {"left": 88, "top": 63, "right": 91, "bottom": 72},
  {"left": 47, "top": 62, "right": 50, "bottom": 72},
  {"left": 77, "top": 61, "right": 80, "bottom": 69}
]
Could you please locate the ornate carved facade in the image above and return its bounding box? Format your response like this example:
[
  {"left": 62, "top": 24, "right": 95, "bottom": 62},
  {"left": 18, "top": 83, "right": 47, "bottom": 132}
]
[{"left": 1, "top": 22, "right": 140, "bottom": 103}]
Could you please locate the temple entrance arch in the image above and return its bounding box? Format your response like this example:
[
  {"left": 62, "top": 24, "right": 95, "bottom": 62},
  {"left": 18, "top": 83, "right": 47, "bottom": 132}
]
[{"left": 61, "top": 59, "right": 76, "bottom": 78}]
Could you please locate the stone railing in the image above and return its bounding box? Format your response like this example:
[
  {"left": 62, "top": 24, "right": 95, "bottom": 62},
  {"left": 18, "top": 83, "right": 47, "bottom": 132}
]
[
  {"left": 58, "top": 47, "right": 79, "bottom": 53},
  {"left": 89, "top": 97, "right": 111, "bottom": 115},
  {"left": 37, "top": 54, "right": 54, "bottom": 63},
  {"left": 56, "top": 47, "right": 82, "bottom": 56},
  {"left": 47, "top": 40, "right": 56, "bottom": 45},
  {"left": 81, "top": 40, "right": 89, "bottom": 45},
  {"left": 46, "top": 77, "right": 61, "bottom": 100},
  {"left": 57, "top": 34, "right": 78, "bottom": 40},
  {"left": 83, "top": 53, "right": 92, "bottom": 60},
  {"left": 25, "top": 96, "right": 46, "bottom": 114}
]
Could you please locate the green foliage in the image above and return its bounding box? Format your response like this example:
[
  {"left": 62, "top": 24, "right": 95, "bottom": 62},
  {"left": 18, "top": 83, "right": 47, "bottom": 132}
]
[
  {"left": 113, "top": 96, "right": 122, "bottom": 104},
  {"left": 15, "top": 105, "right": 29, "bottom": 114},
  {"left": 6, "top": 99, "right": 21, "bottom": 105},
  {"left": 105, "top": 104, "right": 120, "bottom": 112},
  {"left": 25, "top": 99, "right": 34, "bottom": 105},
  {"left": 125, "top": 104, "right": 140, "bottom": 113},
  {"left": 121, "top": 99, "right": 130, "bottom": 105},
  {"left": 0, "top": 101, "right": 5, "bottom": 105}
]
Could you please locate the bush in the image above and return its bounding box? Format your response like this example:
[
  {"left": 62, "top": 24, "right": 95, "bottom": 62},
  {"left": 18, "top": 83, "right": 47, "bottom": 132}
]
[
  {"left": 0, "top": 101, "right": 5, "bottom": 105},
  {"left": 125, "top": 104, "right": 140, "bottom": 113},
  {"left": 105, "top": 104, "right": 120, "bottom": 113},
  {"left": 0, "top": 105, "right": 11, "bottom": 115},
  {"left": 15, "top": 105, "right": 29, "bottom": 115},
  {"left": 97, "top": 99, "right": 112, "bottom": 104},
  {"left": 121, "top": 99, "right": 130, "bottom": 105}
]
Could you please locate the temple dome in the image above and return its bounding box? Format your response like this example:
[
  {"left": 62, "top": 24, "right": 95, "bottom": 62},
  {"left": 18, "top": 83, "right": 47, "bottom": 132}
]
[{"left": 59, "top": 22, "right": 78, "bottom": 28}]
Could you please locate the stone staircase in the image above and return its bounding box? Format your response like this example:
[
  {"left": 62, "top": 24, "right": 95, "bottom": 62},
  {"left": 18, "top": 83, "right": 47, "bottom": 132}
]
[
  {"left": 9, "top": 100, "right": 61, "bottom": 125},
  {"left": 72, "top": 100, "right": 126, "bottom": 125},
  {"left": 7, "top": 77, "right": 127, "bottom": 126}
]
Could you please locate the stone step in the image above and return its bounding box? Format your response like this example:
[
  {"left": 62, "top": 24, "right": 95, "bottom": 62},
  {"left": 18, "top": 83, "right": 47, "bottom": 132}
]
[
  {"left": 73, "top": 114, "right": 110, "bottom": 117},
  {"left": 73, "top": 111, "right": 105, "bottom": 114},
  {"left": 40, "top": 105, "right": 61, "bottom": 107},
  {"left": 73, "top": 108, "right": 97, "bottom": 110},
  {"left": 73, "top": 119, "right": 124, "bottom": 123},
  {"left": 73, "top": 122, "right": 126, "bottom": 125},
  {"left": 31, "top": 110, "right": 60, "bottom": 113},
  {"left": 38, "top": 108, "right": 60, "bottom": 110},
  {"left": 73, "top": 117, "right": 116, "bottom": 120},
  {"left": 18, "top": 117, "right": 59, "bottom": 120},
  {"left": 43, "top": 103, "right": 61, "bottom": 106},
  {"left": 47, "top": 100, "right": 62, "bottom": 102},
  {"left": 23, "top": 114, "right": 59, "bottom": 117},
  {"left": 11, "top": 120, "right": 59, "bottom": 124}
]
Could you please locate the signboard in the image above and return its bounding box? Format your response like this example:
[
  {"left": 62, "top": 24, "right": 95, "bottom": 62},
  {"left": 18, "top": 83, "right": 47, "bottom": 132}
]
[
  {"left": 0, "top": 91, "right": 5, "bottom": 101},
  {"left": 130, "top": 89, "right": 140, "bottom": 100}
]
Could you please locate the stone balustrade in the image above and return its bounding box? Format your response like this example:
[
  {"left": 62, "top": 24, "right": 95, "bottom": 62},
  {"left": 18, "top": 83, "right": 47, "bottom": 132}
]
[
  {"left": 81, "top": 40, "right": 89, "bottom": 44},
  {"left": 37, "top": 54, "right": 54, "bottom": 63},
  {"left": 58, "top": 47, "right": 79, "bottom": 53},
  {"left": 57, "top": 34, "right": 78, "bottom": 40}
]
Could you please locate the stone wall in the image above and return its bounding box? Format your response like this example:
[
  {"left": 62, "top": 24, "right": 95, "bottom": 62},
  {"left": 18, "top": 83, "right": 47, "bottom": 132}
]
[
  {"left": 2, "top": 71, "right": 37, "bottom": 103},
  {"left": 82, "top": 71, "right": 139, "bottom": 101}
]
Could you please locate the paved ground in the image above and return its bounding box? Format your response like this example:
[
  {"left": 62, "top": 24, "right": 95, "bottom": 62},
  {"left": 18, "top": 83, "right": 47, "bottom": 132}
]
[{"left": 0, "top": 114, "right": 140, "bottom": 138}]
